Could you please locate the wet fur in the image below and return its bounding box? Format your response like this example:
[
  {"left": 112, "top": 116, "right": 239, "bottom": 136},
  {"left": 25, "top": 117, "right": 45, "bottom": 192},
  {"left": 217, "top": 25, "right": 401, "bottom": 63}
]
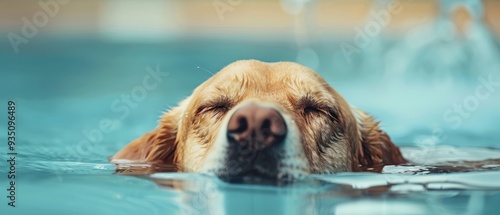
[{"left": 112, "top": 60, "right": 407, "bottom": 175}]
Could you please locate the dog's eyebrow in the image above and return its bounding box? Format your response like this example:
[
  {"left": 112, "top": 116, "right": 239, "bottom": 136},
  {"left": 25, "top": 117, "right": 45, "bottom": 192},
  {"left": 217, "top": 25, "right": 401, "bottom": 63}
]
[{"left": 203, "top": 96, "right": 232, "bottom": 106}]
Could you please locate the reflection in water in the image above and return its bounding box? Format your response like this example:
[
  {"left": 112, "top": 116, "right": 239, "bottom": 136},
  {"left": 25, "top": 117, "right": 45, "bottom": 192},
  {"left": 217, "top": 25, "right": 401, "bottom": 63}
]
[
  {"left": 145, "top": 170, "right": 500, "bottom": 215},
  {"left": 109, "top": 146, "right": 500, "bottom": 215}
]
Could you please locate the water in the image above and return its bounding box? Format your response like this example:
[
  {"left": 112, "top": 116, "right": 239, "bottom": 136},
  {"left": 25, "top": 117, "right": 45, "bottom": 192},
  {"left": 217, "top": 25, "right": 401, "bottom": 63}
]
[
  {"left": 1, "top": 37, "right": 499, "bottom": 214},
  {"left": 2, "top": 1, "right": 500, "bottom": 214}
]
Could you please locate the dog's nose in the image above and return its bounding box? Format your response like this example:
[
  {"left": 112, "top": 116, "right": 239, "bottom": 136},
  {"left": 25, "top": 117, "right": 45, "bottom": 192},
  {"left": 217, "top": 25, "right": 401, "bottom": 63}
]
[{"left": 227, "top": 104, "right": 287, "bottom": 149}]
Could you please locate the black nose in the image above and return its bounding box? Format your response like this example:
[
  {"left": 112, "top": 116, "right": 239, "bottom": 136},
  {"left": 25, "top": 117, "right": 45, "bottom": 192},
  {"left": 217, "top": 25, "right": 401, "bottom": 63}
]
[{"left": 227, "top": 104, "right": 287, "bottom": 150}]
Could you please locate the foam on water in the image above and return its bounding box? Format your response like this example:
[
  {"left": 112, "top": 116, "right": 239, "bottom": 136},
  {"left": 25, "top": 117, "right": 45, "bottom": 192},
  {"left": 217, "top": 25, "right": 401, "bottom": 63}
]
[{"left": 402, "top": 146, "right": 500, "bottom": 164}]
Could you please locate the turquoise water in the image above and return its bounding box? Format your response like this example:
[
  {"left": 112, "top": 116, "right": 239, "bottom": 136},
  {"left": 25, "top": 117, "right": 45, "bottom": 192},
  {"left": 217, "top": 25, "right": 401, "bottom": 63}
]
[{"left": 1, "top": 36, "right": 500, "bottom": 214}]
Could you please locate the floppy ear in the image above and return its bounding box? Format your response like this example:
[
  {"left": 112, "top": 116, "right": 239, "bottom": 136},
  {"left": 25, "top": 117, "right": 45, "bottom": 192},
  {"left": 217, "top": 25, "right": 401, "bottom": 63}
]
[
  {"left": 351, "top": 107, "right": 407, "bottom": 170},
  {"left": 112, "top": 98, "right": 189, "bottom": 164}
]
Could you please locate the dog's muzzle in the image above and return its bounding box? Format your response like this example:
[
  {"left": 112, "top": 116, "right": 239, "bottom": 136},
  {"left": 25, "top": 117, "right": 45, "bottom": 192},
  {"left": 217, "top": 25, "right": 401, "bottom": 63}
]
[
  {"left": 227, "top": 103, "right": 287, "bottom": 151},
  {"left": 222, "top": 103, "right": 289, "bottom": 184}
]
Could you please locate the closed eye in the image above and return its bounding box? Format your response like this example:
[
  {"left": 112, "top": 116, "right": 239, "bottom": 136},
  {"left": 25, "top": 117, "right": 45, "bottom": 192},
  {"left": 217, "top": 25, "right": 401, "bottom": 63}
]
[
  {"left": 299, "top": 94, "right": 322, "bottom": 113},
  {"left": 299, "top": 94, "right": 339, "bottom": 121},
  {"left": 203, "top": 105, "right": 229, "bottom": 113},
  {"left": 303, "top": 105, "right": 322, "bottom": 114},
  {"left": 196, "top": 96, "right": 233, "bottom": 116}
]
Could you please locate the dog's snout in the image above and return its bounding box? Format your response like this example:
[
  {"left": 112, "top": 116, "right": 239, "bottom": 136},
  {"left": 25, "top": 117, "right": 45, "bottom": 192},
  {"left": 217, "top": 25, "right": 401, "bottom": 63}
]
[{"left": 227, "top": 104, "right": 287, "bottom": 149}]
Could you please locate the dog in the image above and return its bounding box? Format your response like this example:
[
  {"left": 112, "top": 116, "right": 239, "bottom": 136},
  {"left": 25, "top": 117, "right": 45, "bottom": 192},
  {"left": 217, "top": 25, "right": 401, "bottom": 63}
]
[{"left": 112, "top": 60, "right": 407, "bottom": 183}]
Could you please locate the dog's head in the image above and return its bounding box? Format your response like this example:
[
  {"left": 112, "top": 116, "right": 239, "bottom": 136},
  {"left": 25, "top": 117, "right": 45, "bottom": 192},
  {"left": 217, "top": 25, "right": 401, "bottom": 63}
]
[{"left": 113, "top": 60, "right": 406, "bottom": 183}]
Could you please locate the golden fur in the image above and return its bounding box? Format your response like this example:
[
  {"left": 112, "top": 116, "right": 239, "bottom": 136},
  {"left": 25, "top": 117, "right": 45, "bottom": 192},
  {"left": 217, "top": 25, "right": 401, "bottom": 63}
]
[{"left": 112, "top": 60, "right": 406, "bottom": 178}]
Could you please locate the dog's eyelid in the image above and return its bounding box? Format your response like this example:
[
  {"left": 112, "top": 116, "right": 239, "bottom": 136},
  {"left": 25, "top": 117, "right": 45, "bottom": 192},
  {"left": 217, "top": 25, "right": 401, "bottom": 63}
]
[
  {"left": 299, "top": 95, "right": 330, "bottom": 110},
  {"left": 300, "top": 98, "right": 340, "bottom": 121},
  {"left": 196, "top": 104, "right": 228, "bottom": 114},
  {"left": 196, "top": 97, "right": 233, "bottom": 115}
]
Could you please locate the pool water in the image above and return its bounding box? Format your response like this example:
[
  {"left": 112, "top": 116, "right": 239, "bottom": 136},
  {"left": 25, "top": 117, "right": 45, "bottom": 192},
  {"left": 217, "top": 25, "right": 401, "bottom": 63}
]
[{"left": 1, "top": 37, "right": 500, "bottom": 215}]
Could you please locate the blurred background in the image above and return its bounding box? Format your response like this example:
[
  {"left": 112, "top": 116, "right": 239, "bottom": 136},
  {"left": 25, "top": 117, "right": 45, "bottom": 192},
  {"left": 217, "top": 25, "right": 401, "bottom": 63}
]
[
  {"left": 1, "top": 0, "right": 500, "bottom": 161},
  {"left": 1, "top": 1, "right": 500, "bottom": 214}
]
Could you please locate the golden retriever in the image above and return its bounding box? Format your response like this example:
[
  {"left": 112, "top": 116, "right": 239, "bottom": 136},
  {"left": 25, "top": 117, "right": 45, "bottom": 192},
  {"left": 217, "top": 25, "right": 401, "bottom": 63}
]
[{"left": 112, "top": 60, "right": 406, "bottom": 183}]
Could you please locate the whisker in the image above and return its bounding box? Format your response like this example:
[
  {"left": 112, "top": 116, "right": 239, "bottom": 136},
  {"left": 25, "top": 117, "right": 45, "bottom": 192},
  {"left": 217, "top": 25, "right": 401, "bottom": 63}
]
[{"left": 197, "top": 66, "right": 215, "bottom": 76}]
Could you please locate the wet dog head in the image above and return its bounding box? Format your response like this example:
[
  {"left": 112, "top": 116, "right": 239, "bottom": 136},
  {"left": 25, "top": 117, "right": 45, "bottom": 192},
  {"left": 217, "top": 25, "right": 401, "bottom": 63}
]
[{"left": 113, "top": 60, "right": 406, "bottom": 184}]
